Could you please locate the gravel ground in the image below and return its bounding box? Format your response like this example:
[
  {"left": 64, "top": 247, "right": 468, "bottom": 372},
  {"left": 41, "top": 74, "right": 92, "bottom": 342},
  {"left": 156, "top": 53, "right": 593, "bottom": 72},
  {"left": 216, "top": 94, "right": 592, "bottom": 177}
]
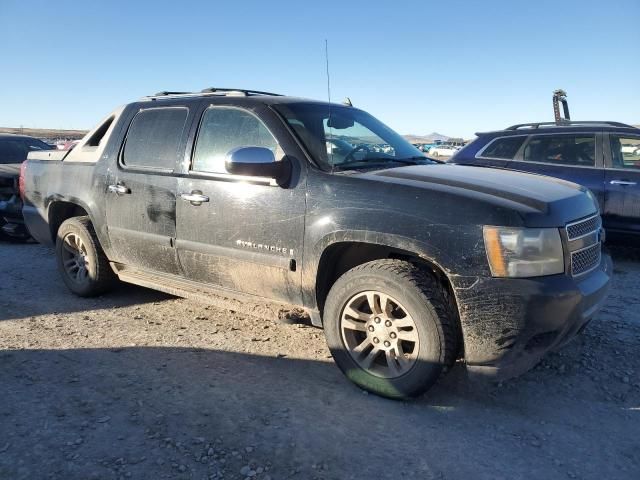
[{"left": 0, "top": 241, "right": 639, "bottom": 480}]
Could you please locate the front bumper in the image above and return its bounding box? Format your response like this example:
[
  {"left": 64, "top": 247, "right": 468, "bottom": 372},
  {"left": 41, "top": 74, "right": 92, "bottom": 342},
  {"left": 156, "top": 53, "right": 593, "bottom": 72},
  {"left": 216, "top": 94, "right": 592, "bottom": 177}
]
[{"left": 455, "top": 252, "right": 612, "bottom": 380}]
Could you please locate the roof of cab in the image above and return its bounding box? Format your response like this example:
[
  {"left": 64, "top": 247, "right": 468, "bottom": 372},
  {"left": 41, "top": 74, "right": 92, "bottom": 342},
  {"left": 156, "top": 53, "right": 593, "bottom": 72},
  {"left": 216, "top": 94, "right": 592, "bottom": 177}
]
[{"left": 137, "top": 87, "right": 343, "bottom": 108}]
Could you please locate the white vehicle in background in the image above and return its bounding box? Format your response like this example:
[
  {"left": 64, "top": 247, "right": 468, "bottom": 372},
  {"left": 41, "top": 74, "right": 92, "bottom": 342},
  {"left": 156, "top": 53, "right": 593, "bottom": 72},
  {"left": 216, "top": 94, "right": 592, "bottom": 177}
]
[
  {"left": 54, "top": 139, "right": 81, "bottom": 150},
  {"left": 428, "top": 145, "right": 459, "bottom": 157},
  {"left": 621, "top": 143, "right": 640, "bottom": 156}
]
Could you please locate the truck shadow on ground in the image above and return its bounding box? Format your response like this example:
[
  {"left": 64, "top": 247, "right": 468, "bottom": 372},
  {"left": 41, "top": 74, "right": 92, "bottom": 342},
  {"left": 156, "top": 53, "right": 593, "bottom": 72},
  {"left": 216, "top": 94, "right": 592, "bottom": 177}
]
[
  {"left": 0, "top": 280, "right": 172, "bottom": 322},
  {"left": 0, "top": 343, "right": 638, "bottom": 480},
  {"left": 0, "top": 242, "right": 173, "bottom": 322},
  {"left": 0, "top": 236, "right": 638, "bottom": 478}
]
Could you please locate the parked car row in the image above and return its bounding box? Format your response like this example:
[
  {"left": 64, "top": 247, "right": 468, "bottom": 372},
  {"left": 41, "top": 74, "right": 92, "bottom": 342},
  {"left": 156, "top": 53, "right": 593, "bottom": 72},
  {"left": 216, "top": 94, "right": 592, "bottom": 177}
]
[
  {"left": 18, "top": 88, "right": 611, "bottom": 399},
  {"left": 426, "top": 144, "right": 461, "bottom": 157}
]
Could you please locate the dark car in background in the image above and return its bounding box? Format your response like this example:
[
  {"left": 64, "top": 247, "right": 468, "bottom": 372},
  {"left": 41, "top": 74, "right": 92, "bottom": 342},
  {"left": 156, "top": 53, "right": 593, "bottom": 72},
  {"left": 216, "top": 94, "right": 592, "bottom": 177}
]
[
  {"left": 0, "top": 133, "right": 53, "bottom": 240},
  {"left": 453, "top": 121, "right": 640, "bottom": 236}
]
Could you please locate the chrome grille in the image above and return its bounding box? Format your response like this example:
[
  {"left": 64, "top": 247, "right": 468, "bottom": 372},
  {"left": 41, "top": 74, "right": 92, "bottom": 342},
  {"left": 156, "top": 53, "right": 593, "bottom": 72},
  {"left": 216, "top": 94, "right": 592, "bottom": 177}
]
[
  {"left": 565, "top": 213, "right": 602, "bottom": 277},
  {"left": 571, "top": 243, "right": 601, "bottom": 276},
  {"left": 566, "top": 215, "right": 600, "bottom": 240}
]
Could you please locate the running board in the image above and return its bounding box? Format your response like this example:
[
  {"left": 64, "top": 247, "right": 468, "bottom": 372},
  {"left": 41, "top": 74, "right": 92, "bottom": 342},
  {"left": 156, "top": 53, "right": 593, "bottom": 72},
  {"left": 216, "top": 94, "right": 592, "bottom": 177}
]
[{"left": 113, "top": 264, "right": 308, "bottom": 323}]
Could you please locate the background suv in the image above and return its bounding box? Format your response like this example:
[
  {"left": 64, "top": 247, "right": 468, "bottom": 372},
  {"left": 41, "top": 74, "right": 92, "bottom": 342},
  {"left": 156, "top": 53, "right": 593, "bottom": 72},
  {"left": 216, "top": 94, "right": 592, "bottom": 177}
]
[{"left": 453, "top": 121, "right": 640, "bottom": 235}]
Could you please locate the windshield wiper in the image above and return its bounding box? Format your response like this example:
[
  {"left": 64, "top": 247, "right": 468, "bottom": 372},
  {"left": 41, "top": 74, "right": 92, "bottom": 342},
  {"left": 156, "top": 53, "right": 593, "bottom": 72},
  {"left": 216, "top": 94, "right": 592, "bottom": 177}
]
[
  {"left": 334, "top": 158, "right": 430, "bottom": 171},
  {"left": 397, "top": 156, "right": 438, "bottom": 164}
]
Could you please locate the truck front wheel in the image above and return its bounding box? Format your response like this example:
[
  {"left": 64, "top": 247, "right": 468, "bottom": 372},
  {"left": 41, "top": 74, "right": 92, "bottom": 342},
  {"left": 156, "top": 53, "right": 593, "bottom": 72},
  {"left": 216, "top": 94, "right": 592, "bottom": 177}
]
[
  {"left": 323, "top": 259, "right": 459, "bottom": 399},
  {"left": 55, "top": 216, "right": 116, "bottom": 297}
]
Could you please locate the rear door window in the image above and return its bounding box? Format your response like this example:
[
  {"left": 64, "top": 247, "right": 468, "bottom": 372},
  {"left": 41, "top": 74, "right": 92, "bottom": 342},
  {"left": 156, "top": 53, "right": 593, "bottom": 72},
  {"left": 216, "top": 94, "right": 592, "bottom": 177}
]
[
  {"left": 191, "top": 107, "right": 277, "bottom": 174},
  {"left": 122, "top": 107, "right": 189, "bottom": 170},
  {"left": 609, "top": 135, "right": 640, "bottom": 170},
  {"left": 479, "top": 136, "right": 526, "bottom": 159},
  {"left": 522, "top": 134, "right": 596, "bottom": 167}
]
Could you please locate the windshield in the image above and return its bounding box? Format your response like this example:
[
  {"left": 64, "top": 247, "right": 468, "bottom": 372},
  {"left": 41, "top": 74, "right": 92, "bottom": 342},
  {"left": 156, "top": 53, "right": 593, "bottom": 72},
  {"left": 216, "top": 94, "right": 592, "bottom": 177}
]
[{"left": 274, "top": 103, "right": 431, "bottom": 171}]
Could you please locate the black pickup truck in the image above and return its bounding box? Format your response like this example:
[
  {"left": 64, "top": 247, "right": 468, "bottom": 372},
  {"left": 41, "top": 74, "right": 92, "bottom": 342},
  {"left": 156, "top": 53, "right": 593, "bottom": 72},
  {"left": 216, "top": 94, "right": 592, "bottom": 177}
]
[{"left": 22, "top": 88, "right": 611, "bottom": 398}]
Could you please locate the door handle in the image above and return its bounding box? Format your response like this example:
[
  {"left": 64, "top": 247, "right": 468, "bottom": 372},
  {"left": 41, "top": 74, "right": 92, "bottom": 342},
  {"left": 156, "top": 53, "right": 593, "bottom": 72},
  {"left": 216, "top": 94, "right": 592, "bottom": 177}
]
[
  {"left": 180, "top": 192, "right": 210, "bottom": 204},
  {"left": 609, "top": 180, "right": 637, "bottom": 186},
  {"left": 108, "top": 184, "right": 130, "bottom": 195}
]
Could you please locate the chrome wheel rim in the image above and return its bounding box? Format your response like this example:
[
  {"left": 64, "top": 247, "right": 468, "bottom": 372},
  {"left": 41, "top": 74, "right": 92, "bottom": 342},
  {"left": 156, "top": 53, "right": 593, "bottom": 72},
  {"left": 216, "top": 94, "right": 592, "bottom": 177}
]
[
  {"left": 61, "top": 233, "right": 89, "bottom": 283},
  {"left": 340, "top": 290, "right": 420, "bottom": 379}
]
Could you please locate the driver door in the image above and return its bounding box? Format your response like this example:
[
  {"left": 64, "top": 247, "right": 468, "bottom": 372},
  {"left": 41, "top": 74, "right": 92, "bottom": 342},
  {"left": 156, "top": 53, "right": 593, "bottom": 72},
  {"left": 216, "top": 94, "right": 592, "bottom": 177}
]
[{"left": 175, "top": 104, "right": 306, "bottom": 304}]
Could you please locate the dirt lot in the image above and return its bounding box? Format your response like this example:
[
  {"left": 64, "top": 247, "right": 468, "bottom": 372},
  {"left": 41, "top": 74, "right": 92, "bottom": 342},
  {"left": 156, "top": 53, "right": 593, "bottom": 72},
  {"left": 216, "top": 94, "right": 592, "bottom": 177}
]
[{"left": 0, "top": 241, "right": 639, "bottom": 480}]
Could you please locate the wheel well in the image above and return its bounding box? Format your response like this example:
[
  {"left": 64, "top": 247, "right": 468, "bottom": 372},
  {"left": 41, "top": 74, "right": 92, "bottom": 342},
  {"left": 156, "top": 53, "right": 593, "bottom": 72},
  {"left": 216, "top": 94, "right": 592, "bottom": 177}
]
[
  {"left": 48, "top": 202, "right": 89, "bottom": 242},
  {"left": 315, "top": 242, "right": 456, "bottom": 316}
]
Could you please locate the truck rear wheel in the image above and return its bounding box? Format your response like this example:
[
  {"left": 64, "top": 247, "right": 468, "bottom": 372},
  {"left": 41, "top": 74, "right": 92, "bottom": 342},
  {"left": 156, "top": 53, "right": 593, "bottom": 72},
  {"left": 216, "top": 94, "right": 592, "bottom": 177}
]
[
  {"left": 323, "top": 259, "right": 459, "bottom": 399},
  {"left": 55, "top": 216, "right": 116, "bottom": 297}
]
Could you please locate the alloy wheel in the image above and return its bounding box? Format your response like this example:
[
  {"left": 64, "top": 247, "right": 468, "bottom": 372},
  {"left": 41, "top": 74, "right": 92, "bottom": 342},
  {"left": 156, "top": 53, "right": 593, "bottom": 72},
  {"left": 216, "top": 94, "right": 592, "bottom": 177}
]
[
  {"left": 340, "top": 290, "right": 420, "bottom": 378},
  {"left": 61, "top": 233, "right": 89, "bottom": 283}
]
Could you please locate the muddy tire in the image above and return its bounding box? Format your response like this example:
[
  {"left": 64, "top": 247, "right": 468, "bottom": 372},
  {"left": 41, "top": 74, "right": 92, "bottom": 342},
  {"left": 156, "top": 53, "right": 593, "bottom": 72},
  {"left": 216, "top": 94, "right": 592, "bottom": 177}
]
[
  {"left": 323, "top": 259, "right": 459, "bottom": 399},
  {"left": 55, "top": 216, "right": 116, "bottom": 297}
]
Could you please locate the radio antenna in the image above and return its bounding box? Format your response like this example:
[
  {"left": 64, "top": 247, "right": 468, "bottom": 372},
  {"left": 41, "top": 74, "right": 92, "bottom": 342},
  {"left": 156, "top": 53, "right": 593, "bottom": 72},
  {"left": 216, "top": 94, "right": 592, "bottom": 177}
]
[{"left": 325, "top": 39, "right": 331, "bottom": 103}]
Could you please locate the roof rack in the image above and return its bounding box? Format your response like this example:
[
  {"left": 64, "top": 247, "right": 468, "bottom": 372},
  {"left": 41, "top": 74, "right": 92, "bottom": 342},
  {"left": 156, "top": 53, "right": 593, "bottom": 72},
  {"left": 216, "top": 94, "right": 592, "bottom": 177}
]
[
  {"left": 153, "top": 91, "right": 192, "bottom": 96},
  {"left": 200, "top": 87, "right": 283, "bottom": 96},
  {"left": 144, "top": 87, "right": 283, "bottom": 101},
  {"left": 506, "top": 121, "right": 637, "bottom": 130}
]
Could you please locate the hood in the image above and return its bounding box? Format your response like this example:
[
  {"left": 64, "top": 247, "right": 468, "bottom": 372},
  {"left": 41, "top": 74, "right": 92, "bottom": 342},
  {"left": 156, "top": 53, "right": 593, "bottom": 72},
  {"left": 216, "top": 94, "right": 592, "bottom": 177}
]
[{"left": 359, "top": 164, "right": 598, "bottom": 227}]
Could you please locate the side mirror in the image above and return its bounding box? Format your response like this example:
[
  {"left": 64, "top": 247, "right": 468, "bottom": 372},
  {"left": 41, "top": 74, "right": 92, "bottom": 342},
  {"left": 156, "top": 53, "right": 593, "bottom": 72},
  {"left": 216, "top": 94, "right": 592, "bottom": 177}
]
[{"left": 225, "top": 146, "right": 289, "bottom": 180}]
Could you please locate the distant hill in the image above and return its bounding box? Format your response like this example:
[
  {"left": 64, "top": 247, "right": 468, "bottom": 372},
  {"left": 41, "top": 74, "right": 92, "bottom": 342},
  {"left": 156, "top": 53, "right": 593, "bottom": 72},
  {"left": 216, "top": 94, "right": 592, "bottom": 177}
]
[
  {"left": 0, "top": 127, "right": 87, "bottom": 140},
  {"left": 403, "top": 132, "right": 451, "bottom": 144}
]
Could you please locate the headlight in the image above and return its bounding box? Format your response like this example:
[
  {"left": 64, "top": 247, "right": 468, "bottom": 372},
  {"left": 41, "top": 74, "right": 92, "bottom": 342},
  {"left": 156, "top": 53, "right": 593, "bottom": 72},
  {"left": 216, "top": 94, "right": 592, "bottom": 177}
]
[{"left": 483, "top": 226, "right": 564, "bottom": 278}]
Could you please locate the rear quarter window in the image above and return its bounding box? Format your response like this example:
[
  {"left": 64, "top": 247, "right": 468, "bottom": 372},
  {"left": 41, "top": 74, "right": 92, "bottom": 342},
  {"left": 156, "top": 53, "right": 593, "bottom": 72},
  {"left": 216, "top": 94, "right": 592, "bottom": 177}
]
[
  {"left": 479, "top": 136, "right": 526, "bottom": 159},
  {"left": 122, "top": 107, "right": 189, "bottom": 170}
]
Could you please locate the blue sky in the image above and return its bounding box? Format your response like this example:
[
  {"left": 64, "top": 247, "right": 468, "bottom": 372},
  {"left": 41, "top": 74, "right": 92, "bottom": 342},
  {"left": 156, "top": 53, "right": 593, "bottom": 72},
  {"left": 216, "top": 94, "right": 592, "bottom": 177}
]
[{"left": 1, "top": 0, "right": 638, "bottom": 138}]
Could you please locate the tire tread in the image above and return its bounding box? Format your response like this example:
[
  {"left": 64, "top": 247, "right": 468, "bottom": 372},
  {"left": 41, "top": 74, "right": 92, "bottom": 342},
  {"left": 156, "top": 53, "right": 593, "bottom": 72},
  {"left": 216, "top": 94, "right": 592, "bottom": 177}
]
[
  {"left": 323, "top": 258, "right": 461, "bottom": 398},
  {"left": 56, "top": 216, "right": 115, "bottom": 296}
]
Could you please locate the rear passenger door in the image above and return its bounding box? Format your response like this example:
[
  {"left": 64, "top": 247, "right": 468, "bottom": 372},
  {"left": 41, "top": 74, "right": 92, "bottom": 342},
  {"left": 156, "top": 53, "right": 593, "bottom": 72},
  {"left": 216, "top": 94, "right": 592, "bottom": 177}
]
[
  {"left": 603, "top": 133, "right": 640, "bottom": 233},
  {"left": 105, "top": 106, "right": 193, "bottom": 275},
  {"left": 175, "top": 103, "right": 306, "bottom": 305},
  {"left": 509, "top": 133, "right": 605, "bottom": 211}
]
